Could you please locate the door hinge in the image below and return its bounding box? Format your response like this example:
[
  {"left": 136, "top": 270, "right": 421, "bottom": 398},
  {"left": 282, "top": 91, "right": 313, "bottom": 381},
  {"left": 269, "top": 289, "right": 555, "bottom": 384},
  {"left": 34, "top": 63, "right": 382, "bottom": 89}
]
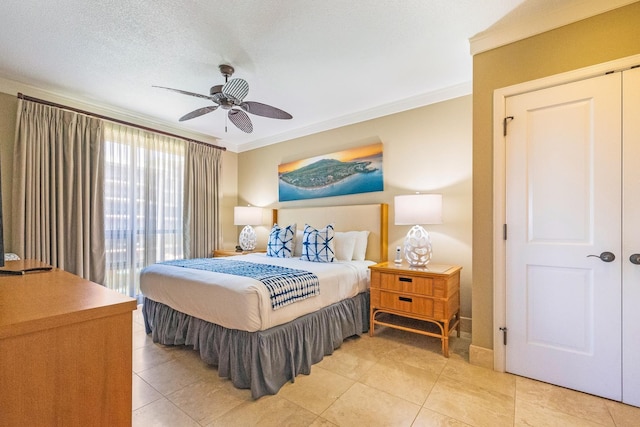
[
  {"left": 499, "top": 327, "right": 508, "bottom": 345},
  {"left": 503, "top": 116, "right": 514, "bottom": 136},
  {"left": 503, "top": 224, "right": 507, "bottom": 240}
]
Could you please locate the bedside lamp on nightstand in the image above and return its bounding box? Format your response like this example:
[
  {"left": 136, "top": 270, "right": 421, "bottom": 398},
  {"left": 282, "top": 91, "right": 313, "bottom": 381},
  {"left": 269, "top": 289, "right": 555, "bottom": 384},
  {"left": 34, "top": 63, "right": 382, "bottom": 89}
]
[
  {"left": 234, "top": 206, "right": 263, "bottom": 251},
  {"left": 395, "top": 193, "right": 442, "bottom": 267}
]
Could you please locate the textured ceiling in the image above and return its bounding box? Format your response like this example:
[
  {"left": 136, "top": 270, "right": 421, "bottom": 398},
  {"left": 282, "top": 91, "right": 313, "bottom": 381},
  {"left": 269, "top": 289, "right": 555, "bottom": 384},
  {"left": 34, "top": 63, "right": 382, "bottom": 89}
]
[{"left": 0, "top": 0, "right": 625, "bottom": 152}]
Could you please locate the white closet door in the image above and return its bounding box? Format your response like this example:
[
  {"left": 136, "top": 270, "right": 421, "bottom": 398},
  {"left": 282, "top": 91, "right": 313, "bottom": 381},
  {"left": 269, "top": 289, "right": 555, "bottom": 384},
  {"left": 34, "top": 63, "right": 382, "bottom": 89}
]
[
  {"left": 505, "top": 73, "right": 623, "bottom": 400},
  {"left": 623, "top": 66, "right": 640, "bottom": 407}
]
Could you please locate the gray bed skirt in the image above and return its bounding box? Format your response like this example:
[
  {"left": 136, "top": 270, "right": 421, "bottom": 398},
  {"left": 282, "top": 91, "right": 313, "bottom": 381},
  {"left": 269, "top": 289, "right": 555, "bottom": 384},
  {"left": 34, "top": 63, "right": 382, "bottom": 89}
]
[{"left": 142, "top": 291, "right": 369, "bottom": 399}]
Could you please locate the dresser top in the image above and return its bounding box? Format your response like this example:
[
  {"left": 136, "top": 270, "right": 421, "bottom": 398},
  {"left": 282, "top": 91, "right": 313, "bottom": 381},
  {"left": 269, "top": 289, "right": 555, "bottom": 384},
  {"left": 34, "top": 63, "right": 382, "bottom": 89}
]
[{"left": 0, "top": 261, "right": 136, "bottom": 339}]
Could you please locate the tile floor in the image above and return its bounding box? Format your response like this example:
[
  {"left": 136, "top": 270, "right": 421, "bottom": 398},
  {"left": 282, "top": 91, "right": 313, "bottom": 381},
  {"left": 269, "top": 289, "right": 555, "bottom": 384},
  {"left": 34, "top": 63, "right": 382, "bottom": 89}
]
[{"left": 131, "top": 306, "right": 640, "bottom": 426}]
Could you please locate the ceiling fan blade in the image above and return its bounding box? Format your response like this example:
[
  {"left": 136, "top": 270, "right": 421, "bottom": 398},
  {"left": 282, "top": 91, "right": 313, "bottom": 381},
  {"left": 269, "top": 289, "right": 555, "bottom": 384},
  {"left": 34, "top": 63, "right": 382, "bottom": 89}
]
[
  {"left": 179, "top": 105, "right": 218, "bottom": 122},
  {"left": 222, "top": 78, "right": 249, "bottom": 103},
  {"left": 228, "top": 109, "right": 253, "bottom": 133},
  {"left": 240, "top": 101, "right": 293, "bottom": 119},
  {"left": 153, "top": 85, "right": 213, "bottom": 101}
]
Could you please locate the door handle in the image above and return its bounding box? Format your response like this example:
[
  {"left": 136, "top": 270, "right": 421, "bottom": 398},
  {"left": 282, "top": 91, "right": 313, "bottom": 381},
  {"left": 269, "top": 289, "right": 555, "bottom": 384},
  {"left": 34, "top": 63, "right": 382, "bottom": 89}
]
[
  {"left": 587, "top": 251, "right": 616, "bottom": 262},
  {"left": 630, "top": 254, "right": 640, "bottom": 265}
]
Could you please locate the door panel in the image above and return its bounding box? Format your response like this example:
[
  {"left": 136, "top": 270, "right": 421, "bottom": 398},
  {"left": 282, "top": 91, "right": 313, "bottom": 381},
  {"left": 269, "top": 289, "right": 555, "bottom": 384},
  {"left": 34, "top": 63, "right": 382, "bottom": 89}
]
[
  {"left": 527, "top": 100, "right": 592, "bottom": 243},
  {"left": 506, "top": 73, "right": 622, "bottom": 400},
  {"left": 622, "top": 66, "right": 640, "bottom": 406},
  {"left": 526, "top": 265, "right": 593, "bottom": 353}
]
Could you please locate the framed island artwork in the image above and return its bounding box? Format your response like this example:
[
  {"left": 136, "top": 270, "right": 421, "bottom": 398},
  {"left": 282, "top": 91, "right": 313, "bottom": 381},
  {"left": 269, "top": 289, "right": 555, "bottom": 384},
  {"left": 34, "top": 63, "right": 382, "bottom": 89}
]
[{"left": 278, "top": 142, "right": 383, "bottom": 202}]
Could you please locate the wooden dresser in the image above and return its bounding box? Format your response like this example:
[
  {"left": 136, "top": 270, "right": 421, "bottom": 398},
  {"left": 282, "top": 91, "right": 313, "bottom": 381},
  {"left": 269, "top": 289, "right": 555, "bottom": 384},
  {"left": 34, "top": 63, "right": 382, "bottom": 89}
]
[
  {"left": 369, "top": 262, "right": 462, "bottom": 357},
  {"left": 0, "top": 260, "right": 137, "bottom": 426}
]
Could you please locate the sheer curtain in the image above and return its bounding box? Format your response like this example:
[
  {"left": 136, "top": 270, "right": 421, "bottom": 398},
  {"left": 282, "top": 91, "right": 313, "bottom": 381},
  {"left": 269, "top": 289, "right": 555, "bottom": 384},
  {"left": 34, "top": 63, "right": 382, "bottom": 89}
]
[
  {"left": 12, "top": 99, "right": 105, "bottom": 283},
  {"left": 103, "top": 123, "right": 186, "bottom": 298},
  {"left": 183, "top": 142, "right": 222, "bottom": 258}
]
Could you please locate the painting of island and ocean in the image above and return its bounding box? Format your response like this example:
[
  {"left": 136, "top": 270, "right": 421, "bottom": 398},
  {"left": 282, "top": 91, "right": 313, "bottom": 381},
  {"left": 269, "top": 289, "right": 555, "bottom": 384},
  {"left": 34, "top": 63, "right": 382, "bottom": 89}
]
[{"left": 278, "top": 142, "right": 383, "bottom": 202}]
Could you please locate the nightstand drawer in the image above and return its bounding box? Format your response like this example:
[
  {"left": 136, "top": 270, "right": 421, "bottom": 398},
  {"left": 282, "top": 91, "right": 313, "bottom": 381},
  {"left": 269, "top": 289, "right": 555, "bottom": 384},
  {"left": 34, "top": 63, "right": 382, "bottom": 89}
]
[
  {"left": 374, "top": 272, "right": 451, "bottom": 297},
  {"left": 375, "top": 290, "right": 450, "bottom": 319}
]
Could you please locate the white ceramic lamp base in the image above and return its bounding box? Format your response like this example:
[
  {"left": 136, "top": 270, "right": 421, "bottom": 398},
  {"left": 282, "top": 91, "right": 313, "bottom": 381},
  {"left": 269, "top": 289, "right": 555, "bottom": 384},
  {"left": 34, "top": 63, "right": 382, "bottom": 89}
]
[
  {"left": 403, "top": 225, "right": 433, "bottom": 267},
  {"left": 238, "top": 225, "right": 257, "bottom": 251}
]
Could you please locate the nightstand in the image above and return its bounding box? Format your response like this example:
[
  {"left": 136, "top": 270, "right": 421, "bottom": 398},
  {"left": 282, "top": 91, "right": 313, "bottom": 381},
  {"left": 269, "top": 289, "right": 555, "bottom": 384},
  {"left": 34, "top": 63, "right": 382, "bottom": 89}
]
[
  {"left": 368, "top": 261, "right": 462, "bottom": 357},
  {"left": 212, "top": 249, "right": 265, "bottom": 257}
]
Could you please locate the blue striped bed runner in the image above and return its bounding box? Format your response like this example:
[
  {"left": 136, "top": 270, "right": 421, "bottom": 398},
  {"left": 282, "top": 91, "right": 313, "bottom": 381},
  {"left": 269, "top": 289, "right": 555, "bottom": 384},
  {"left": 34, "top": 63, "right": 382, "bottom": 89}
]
[{"left": 160, "top": 258, "right": 320, "bottom": 310}]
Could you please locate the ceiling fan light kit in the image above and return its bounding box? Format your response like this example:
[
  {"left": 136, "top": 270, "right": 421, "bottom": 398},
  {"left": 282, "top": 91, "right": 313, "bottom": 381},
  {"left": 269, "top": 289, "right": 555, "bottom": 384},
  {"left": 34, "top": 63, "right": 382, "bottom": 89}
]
[{"left": 154, "top": 64, "right": 292, "bottom": 133}]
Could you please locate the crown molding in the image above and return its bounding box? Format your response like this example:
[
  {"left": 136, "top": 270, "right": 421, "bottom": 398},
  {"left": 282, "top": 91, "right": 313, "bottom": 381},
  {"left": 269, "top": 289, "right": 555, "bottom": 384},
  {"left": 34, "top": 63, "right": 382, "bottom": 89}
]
[
  {"left": 236, "top": 81, "right": 472, "bottom": 153},
  {"left": 470, "top": 0, "right": 639, "bottom": 55},
  {"left": 0, "top": 76, "right": 472, "bottom": 154},
  {"left": 0, "top": 75, "right": 221, "bottom": 148}
]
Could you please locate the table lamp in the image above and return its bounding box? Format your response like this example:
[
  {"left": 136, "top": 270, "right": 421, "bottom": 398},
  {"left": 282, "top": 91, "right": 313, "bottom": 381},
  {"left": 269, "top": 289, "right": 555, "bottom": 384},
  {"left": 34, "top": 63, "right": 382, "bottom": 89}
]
[
  {"left": 234, "top": 206, "right": 263, "bottom": 251},
  {"left": 394, "top": 194, "right": 442, "bottom": 266}
]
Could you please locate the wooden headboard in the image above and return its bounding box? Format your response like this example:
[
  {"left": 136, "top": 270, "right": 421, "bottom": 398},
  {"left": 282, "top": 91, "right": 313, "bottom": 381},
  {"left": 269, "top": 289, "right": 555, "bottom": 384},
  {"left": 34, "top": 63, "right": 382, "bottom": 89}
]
[{"left": 275, "top": 204, "right": 388, "bottom": 263}]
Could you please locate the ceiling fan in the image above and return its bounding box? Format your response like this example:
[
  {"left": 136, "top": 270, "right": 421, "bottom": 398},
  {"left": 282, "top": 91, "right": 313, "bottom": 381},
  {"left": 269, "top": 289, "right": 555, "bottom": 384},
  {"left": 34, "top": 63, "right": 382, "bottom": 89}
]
[{"left": 154, "top": 64, "right": 292, "bottom": 133}]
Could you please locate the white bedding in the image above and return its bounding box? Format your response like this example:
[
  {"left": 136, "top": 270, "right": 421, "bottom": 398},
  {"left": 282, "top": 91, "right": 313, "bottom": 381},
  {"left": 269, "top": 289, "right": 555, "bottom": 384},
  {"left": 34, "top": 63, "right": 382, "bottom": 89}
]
[{"left": 140, "top": 253, "right": 373, "bottom": 332}]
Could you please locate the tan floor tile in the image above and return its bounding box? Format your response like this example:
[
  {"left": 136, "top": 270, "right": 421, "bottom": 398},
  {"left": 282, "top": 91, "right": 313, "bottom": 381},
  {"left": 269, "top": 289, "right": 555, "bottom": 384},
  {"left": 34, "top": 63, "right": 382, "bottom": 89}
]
[
  {"left": 133, "top": 320, "right": 146, "bottom": 333},
  {"left": 168, "top": 377, "right": 246, "bottom": 424},
  {"left": 309, "top": 417, "right": 338, "bottom": 426},
  {"left": 605, "top": 400, "right": 640, "bottom": 427},
  {"left": 515, "top": 376, "right": 615, "bottom": 426},
  {"left": 205, "top": 394, "right": 317, "bottom": 426},
  {"left": 448, "top": 333, "right": 472, "bottom": 362},
  {"left": 170, "top": 346, "right": 219, "bottom": 375},
  {"left": 341, "top": 331, "right": 403, "bottom": 359},
  {"left": 372, "top": 324, "right": 445, "bottom": 353},
  {"left": 359, "top": 356, "right": 440, "bottom": 405},
  {"left": 137, "top": 357, "right": 207, "bottom": 395},
  {"left": 133, "top": 397, "right": 199, "bottom": 427},
  {"left": 384, "top": 342, "right": 448, "bottom": 376},
  {"left": 316, "top": 346, "right": 377, "bottom": 380},
  {"left": 133, "top": 305, "right": 145, "bottom": 324},
  {"left": 132, "top": 373, "right": 163, "bottom": 411},
  {"left": 278, "top": 366, "right": 355, "bottom": 415},
  {"left": 424, "top": 375, "right": 514, "bottom": 427},
  {"left": 133, "top": 328, "right": 154, "bottom": 350},
  {"left": 132, "top": 342, "right": 178, "bottom": 373},
  {"left": 412, "top": 407, "right": 472, "bottom": 426},
  {"left": 440, "top": 358, "right": 516, "bottom": 397},
  {"left": 515, "top": 399, "right": 609, "bottom": 427},
  {"left": 321, "top": 382, "right": 421, "bottom": 427}
]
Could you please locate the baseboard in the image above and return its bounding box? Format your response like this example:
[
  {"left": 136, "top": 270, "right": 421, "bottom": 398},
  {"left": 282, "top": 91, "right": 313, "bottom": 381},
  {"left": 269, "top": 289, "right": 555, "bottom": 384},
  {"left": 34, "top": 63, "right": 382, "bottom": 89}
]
[
  {"left": 469, "top": 344, "right": 494, "bottom": 369},
  {"left": 459, "top": 316, "right": 472, "bottom": 334}
]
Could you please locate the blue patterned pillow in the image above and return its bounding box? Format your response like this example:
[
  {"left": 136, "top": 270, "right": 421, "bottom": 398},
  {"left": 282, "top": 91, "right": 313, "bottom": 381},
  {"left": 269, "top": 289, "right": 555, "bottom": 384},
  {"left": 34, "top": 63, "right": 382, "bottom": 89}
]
[
  {"left": 300, "top": 224, "right": 335, "bottom": 263},
  {"left": 267, "top": 224, "right": 297, "bottom": 258}
]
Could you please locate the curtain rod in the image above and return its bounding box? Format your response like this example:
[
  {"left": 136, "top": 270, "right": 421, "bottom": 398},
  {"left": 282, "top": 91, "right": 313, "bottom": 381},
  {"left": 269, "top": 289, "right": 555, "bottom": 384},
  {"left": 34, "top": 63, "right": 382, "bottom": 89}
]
[{"left": 16, "top": 92, "right": 226, "bottom": 151}]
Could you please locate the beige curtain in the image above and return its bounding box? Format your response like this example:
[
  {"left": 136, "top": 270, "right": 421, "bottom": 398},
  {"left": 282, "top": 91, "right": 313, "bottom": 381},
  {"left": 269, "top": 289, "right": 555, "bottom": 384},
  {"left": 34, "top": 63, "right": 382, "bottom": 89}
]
[
  {"left": 12, "top": 99, "right": 105, "bottom": 283},
  {"left": 184, "top": 142, "right": 222, "bottom": 258}
]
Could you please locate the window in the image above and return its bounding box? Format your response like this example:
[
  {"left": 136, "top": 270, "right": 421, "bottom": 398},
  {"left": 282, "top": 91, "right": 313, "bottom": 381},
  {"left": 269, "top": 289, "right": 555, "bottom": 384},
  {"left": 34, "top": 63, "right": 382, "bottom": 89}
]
[{"left": 103, "top": 124, "right": 186, "bottom": 299}]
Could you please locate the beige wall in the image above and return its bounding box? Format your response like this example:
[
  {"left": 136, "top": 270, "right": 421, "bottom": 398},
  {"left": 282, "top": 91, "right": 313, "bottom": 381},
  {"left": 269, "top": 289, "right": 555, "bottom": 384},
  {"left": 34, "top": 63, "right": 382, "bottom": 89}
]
[
  {"left": 472, "top": 2, "right": 640, "bottom": 351},
  {"left": 0, "top": 92, "right": 17, "bottom": 253},
  {"left": 0, "top": 92, "right": 239, "bottom": 256},
  {"left": 237, "top": 96, "right": 474, "bottom": 318}
]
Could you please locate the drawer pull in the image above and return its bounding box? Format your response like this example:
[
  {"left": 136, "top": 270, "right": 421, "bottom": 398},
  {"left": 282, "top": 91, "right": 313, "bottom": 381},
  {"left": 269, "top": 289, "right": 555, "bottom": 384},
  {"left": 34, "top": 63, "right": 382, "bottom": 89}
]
[
  {"left": 399, "top": 277, "right": 413, "bottom": 283},
  {"left": 399, "top": 296, "right": 413, "bottom": 303}
]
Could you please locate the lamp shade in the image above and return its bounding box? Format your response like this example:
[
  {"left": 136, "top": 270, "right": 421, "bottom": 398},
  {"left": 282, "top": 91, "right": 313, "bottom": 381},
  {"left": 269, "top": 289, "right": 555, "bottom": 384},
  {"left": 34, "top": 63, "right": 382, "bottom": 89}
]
[
  {"left": 234, "top": 206, "right": 263, "bottom": 226},
  {"left": 394, "top": 194, "right": 442, "bottom": 225}
]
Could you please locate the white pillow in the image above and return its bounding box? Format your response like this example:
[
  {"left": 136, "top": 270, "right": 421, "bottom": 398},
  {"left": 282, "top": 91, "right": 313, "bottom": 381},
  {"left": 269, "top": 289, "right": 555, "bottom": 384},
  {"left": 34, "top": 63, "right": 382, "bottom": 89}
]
[
  {"left": 352, "top": 230, "right": 370, "bottom": 261},
  {"left": 300, "top": 224, "right": 335, "bottom": 263},
  {"left": 266, "top": 223, "right": 296, "bottom": 258},
  {"left": 293, "top": 229, "right": 304, "bottom": 257},
  {"left": 334, "top": 232, "right": 357, "bottom": 261}
]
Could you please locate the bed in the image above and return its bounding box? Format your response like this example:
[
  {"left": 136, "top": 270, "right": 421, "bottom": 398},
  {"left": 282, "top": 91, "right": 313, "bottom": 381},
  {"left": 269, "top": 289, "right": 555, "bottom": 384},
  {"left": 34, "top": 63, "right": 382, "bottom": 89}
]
[{"left": 141, "top": 203, "right": 388, "bottom": 398}]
